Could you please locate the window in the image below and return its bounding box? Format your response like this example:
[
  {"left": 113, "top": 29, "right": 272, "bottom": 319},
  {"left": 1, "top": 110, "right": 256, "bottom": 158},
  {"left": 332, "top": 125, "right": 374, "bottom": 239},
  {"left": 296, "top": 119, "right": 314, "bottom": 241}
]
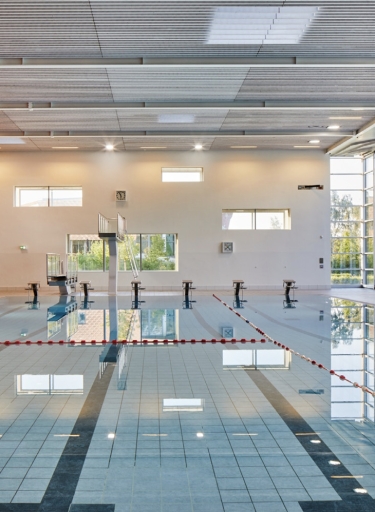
[
  {"left": 68, "top": 234, "right": 177, "bottom": 272},
  {"left": 162, "top": 167, "right": 203, "bottom": 182},
  {"left": 330, "top": 158, "right": 364, "bottom": 285},
  {"left": 222, "top": 209, "right": 290, "bottom": 230},
  {"left": 15, "top": 186, "right": 82, "bottom": 207}
]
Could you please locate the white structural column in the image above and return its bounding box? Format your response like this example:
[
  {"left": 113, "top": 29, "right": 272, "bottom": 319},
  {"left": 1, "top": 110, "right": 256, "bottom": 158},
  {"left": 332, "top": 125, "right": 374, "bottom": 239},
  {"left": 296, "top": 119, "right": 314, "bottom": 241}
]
[{"left": 108, "top": 238, "right": 118, "bottom": 296}]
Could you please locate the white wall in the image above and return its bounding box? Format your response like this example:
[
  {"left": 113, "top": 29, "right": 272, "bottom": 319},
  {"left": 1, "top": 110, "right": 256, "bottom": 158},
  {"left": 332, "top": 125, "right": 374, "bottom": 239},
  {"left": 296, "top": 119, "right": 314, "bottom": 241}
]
[{"left": 0, "top": 149, "right": 331, "bottom": 290}]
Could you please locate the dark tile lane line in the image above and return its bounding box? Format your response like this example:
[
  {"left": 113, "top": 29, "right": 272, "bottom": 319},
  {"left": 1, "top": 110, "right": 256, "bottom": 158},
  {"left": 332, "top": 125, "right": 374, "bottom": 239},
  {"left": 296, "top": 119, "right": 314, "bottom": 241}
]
[
  {"left": 246, "top": 370, "right": 375, "bottom": 512},
  {"left": 0, "top": 360, "right": 116, "bottom": 512}
]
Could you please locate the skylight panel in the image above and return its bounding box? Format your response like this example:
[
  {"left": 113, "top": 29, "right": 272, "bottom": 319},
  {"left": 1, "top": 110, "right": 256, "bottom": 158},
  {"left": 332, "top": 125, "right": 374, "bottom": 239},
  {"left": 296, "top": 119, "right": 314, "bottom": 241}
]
[{"left": 207, "top": 6, "right": 319, "bottom": 45}]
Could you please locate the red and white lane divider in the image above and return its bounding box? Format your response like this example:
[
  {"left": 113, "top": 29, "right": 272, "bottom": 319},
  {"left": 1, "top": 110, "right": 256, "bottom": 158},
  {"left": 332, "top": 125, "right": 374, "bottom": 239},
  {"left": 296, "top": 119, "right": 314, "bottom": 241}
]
[
  {"left": 0, "top": 338, "right": 266, "bottom": 346},
  {"left": 213, "top": 294, "right": 375, "bottom": 398}
]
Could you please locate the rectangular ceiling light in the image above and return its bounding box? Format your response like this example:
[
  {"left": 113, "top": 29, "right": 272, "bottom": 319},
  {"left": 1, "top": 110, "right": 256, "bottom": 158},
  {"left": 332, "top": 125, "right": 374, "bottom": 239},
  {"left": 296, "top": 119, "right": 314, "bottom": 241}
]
[
  {"left": 163, "top": 398, "right": 204, "bottom": 412},
  {"left": 207, "top": 6, "right": 319, "bottom": 45},
  {"left": 0, "top": 137, "right": 25, "bottom": 144},
  {"left": 158, "top": 114, "right": 195, "bottom": 123}
]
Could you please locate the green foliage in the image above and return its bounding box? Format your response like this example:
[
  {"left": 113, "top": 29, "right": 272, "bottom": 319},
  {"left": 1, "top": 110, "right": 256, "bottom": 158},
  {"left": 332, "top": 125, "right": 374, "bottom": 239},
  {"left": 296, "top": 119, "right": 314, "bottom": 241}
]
[
  {"left": 331, "top": 272, "right": 361, "bottom": 284},
  {"left": 331, "top": 299, "right": 362, "bottom": 346},
  {"left": 77, "top": 240, "right": 104, "bottom": 271},
  {"left": 141, "top": 235, "right": 175, "bottom": 270},
  {"left": 331, "top": 191, "right": 362, "bottom": 276}
]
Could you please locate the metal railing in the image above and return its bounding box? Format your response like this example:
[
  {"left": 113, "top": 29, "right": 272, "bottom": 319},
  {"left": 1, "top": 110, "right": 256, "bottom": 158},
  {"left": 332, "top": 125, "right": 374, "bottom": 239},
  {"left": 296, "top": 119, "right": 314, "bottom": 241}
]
[
  {"left": 98, "top": 213, "right": 126, "bottom": 240},
  {"left": 46, "top": 253, "right": 78, "bottom": 283}
]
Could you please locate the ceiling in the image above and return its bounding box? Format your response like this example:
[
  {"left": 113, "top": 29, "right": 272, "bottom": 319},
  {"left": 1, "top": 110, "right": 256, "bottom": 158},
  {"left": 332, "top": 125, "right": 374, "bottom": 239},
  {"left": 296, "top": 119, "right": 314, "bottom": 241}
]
[{"left": 0, "top": 0, "right": 374, "bottom": 155}]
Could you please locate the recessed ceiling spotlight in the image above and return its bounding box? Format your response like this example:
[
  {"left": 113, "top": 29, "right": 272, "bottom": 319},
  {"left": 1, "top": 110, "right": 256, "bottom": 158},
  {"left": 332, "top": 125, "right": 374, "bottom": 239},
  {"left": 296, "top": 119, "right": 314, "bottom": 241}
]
[
  {"left": 105, "top": 144, "right": 114, "bottom": 151},
  {"left": 194, "top": 144, "right": 203, "bottom": 150},
  {"left": 309, "top": 139, "right": 320, "bottom": 144},
  {"left": 327, "top": 125, "right": 340, "bottom": 130}
]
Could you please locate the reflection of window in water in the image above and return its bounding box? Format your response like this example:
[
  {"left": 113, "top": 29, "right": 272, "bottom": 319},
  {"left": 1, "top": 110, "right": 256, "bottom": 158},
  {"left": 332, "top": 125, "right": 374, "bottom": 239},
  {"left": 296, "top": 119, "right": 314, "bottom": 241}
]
[
  {"left": 141, "top": 310, "right": 177, "bottom": 340},
  {"left": 223, "top": 349, "right": 290, "bottom": 369},
  {"left": 16, "top": 375, "right": 83, "bottom": 395},
  {"left": 331, "top": 300, "right": 375, "bottom": 422}
]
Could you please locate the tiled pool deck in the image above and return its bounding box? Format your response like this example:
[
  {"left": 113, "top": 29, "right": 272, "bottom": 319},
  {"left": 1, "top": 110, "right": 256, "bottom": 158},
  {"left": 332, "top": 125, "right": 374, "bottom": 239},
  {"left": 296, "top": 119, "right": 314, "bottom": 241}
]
[{"left": 0, "top": 289, "right": 374, "bottom": 511}]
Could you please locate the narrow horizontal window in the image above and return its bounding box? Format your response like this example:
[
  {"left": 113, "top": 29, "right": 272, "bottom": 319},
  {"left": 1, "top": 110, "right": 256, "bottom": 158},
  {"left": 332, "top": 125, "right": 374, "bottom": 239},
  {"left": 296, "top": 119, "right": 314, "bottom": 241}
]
[
  {"left": 15, "top": 186, "right": 82, "bottom": 207},
  {"left": 162, "top": 167, "right": 203, "bottom": 182},
  {"left": 222, "top": 209, "right": 290, "bottom": 230}
]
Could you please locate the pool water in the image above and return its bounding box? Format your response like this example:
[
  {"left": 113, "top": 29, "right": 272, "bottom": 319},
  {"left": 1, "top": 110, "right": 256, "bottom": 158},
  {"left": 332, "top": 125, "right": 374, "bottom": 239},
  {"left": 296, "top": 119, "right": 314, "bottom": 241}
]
[{"left": 0, "top": 291, "right": 374, "bottom": 511}]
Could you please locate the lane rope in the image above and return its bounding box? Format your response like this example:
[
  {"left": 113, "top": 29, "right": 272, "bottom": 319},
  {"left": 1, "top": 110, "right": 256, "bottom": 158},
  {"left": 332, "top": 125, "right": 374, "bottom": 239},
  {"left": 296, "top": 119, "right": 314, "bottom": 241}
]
[
  {"left": 0, "top": 338, "right": 266, "bottom": 346},
  {"left": 213, "top": 294, "right": 375, "bottom": 398}
]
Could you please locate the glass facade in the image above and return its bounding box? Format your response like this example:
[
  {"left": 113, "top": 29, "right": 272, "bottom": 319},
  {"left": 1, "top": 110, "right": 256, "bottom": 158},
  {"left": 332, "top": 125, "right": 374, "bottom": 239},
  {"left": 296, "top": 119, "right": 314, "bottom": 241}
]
[{"left": 331, "top": 155, "right": 375, "bottom": 287}]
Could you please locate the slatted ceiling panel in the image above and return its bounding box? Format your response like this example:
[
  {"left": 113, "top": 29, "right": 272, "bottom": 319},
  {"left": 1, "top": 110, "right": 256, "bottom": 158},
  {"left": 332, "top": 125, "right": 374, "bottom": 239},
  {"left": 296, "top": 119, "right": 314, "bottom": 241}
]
[
  {"left": 117, "top": 109, "right": 228, "bottom": 132},
  {"left": 221, "top": 110, "right": 375, "bottom": 132},
  {"left": 211, "top": 135, "right": 341, "bottom": 150},
  {"left": 29, "top": 137, "right": 125, "bottom": 151},
  {"left": 1, "top": 2, "right": 375, "bottom": 59},
  {"left": 0, "top": 112, "right": 24, "bottom": 132},
  {"left": 0, "top": 2, "right": 100, "bottom": 58},
  {"left": 107, "top": 68, "right": 249, "bottom": 102},
  {"left": 0, "top": 70, "right": 113, "bottom": 103},
  {"left": 92, "top": 1, "right": 375, "bottom": 59},
  {"left": 122, "top": 136, "right": 215, "bottom": 151},
  {"left": 236, "top": 68, "right": 375, "bottom": 102},
  {"left": 6, "top": 110, "right": 121, "bottom": 132}
]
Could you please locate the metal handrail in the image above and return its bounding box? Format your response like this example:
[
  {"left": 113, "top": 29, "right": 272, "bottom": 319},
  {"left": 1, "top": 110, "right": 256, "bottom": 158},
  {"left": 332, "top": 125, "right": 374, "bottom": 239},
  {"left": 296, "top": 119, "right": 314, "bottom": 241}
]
[{"left": 124, "top": 233, "right": 139, "bottom": 279}]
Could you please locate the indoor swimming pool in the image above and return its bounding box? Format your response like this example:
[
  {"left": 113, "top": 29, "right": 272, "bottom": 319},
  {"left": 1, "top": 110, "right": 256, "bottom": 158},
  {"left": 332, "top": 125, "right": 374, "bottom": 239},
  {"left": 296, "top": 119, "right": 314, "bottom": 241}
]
[{"left": 0, "top": 291, "right": 374, "bottom": 512}]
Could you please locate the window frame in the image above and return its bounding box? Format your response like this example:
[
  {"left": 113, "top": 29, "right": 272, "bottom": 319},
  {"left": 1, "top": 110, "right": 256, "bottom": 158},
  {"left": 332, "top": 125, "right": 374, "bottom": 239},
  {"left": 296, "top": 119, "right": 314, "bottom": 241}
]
[{"left": 15, "top": 186, "right": 82, "bottom": 207}]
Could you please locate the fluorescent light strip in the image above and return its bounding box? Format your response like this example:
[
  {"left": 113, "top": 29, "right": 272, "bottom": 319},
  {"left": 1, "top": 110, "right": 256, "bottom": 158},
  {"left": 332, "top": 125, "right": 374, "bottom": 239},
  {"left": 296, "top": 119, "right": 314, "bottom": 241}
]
[
  {"left": 140, "top": 146, "right": 167, "bottom": 149},
  {"left": 329, "top": 117, "right": 362, "bottom": 120},
  {"left": 294, "top": 146, "right": 321, "bottom": 148},
  {"left": 230, "top": 146, "right": 258, "bottom": 149},
  {"left": 52, "top": 146, "right": 79, "bottom": 149}
]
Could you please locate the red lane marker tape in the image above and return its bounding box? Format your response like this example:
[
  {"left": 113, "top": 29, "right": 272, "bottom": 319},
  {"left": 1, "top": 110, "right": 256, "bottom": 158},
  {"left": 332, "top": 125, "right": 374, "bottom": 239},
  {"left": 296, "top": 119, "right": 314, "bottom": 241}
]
[{"left": 213, "top": 293, "right": 375, "bottom": 398}]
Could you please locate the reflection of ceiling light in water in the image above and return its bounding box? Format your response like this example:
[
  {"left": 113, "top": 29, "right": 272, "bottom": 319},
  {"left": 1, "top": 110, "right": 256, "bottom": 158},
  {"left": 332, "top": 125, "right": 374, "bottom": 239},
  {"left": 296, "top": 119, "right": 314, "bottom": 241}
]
[
  {"left": 354, "top": 488, "right": 368, "bottom": 494},
  {"left": 108, "top": 433, "right": 115, "bottom": 439},
  {"left": 54, "top": 434, "right": 80, "bottom": 437},
  {"left": 328, "top": 460, "right": 341, "bottom": 466},
  {"left": 142, "top": 434, "right": 168, "bottom": 437},
  {"left": 295, "top": 432, "right": 320, "bottom": 436},
  {"left": 196, "top": 432, "right": 204, "bottom": 438},
  {"left": 232, "top": 433, "right": 258, "bottom": 436},
  {"left": 310, "top": 440, "right": 321, "bottom": 444}
]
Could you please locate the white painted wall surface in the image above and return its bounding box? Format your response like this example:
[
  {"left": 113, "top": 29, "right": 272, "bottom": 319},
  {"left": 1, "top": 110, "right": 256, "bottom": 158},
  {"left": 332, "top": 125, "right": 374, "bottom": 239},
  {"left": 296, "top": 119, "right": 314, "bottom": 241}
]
[{"left": 0, "top": 149, "right": 330, "bottom": 290}]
